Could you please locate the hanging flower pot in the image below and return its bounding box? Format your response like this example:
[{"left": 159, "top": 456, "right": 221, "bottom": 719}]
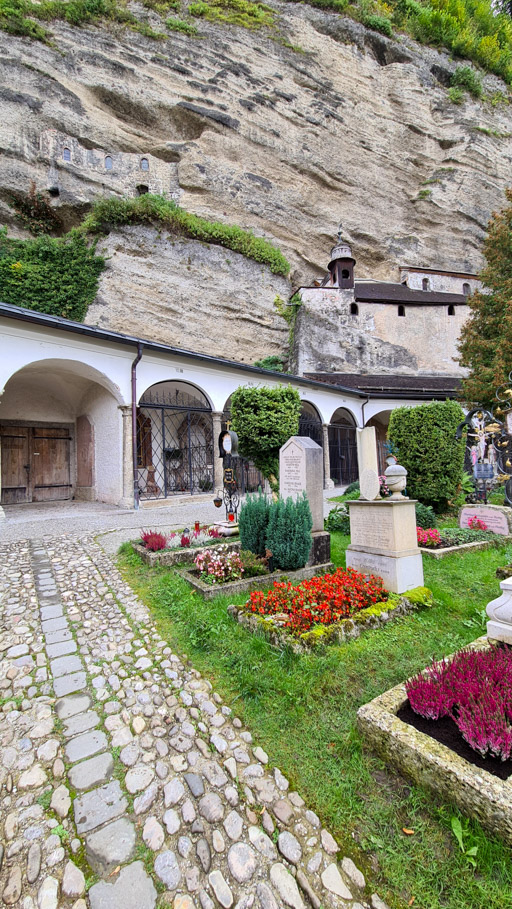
[{"left": 213, "top": 494, "right": 223, "bottom": 508}]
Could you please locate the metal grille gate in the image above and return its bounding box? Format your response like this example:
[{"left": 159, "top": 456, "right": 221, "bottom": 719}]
[
  {"left": 328, "top": 424, "right": 358, "bottom": 487},
  {"left": 137, "top": 384, "right": 214, "bottom": 499}
]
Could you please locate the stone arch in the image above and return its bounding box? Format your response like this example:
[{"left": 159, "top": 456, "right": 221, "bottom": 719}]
[
  {"left": 328, "top": 407, "right": 358, "bottom": 487},
  {"left": 136, "top": 380, "right": 214, "bottom": 499},
  {"left": 299, "top": 400, "right": 323, "bottom": 449},
  {"left": 0, "top": 359, "right": 123, "bottom": 506}
]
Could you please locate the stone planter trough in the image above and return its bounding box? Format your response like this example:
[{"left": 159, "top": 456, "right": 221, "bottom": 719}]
[
  {"left": 357, "top": 636, "right": 512, "bottom": 846},
  {"left": 176, "top": 562, "right": 334, "bottom": 600},
  {"left": 132, "top": 539, "right": 240, "bottom": 568},
  {"left": 419, "top": 539, "right": 500, "bottom": 559},
  {"left": 228, "top": 587, "right": 432, "bottom": 653}
]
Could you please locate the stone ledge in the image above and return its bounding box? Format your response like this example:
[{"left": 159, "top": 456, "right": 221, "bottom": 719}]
[
  {"left": 132, "top": 539, "right": 240, "bottom": 568},
  {"left": 228, "top": 588, "right": 432, "bottom": 652},
  {"left": 356, "top": 636, "right": 512, "bottom": 846},
  {"left": 419, "top": 539, "right": 500, "bottom": 559},
  {"left": 177, "top": 562, "right": 334, "bottom": 600}
]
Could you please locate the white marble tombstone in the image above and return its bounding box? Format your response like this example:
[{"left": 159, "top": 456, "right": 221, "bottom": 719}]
[{"left": 279, "top": 436, "right": 323, "bottom": 532}]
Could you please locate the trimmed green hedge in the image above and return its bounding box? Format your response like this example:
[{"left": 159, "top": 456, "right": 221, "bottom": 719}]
[{"left": 388, "top": 400, "right": 465, "bottom": 511}]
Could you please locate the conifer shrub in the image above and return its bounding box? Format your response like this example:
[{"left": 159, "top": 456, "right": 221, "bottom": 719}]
[
  {"left": 415, "top": 502, "right": 437, "bottom": 529},
  {"left": 238, "top": 491, "right": 271, "bottom": 557},
  {"left": 266, "top": 493, "right": 313, "bottom": 571}
]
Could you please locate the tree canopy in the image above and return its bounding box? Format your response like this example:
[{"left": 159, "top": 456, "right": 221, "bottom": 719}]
[
  {"left": 458, "top": 188, "right": 512, "bottom": 410},
  {"left": 230, "top": 385, "right": 301, "bottom": 491}
]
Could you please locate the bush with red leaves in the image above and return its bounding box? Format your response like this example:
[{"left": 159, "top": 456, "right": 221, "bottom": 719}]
[
  {"left": 140, "top": 530, "right": 167, "bottom": 552},
  {"left": 406, "top": 645, "right": 512, "bottom": 761}
]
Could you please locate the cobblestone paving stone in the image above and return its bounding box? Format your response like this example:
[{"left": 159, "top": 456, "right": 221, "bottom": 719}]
[{"left": 0, "top": 535, "right": 390, "bottom": 909}]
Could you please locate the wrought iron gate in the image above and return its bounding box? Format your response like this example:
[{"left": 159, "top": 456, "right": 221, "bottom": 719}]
[
  {"left": 137, "top": 384, "right": 214, "bottom": 499},
  {"left": 298, "top": 413, "right": 323, "bottom": 448},
  {"left": 328, "top": 424, "right": 358, "bottom": 487}
]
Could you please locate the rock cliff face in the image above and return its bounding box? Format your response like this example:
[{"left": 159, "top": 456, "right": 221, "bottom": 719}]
[{"left": 1, "top": 4, "right": 512, "bottom": 361}]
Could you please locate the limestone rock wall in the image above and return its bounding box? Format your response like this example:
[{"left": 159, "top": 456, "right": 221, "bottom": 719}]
[
  {"left": 1, "top": 5, "right": 512, "bottom": 362},
  {"left": 88, "top": 227, "right": 290, "bottom": 362}
]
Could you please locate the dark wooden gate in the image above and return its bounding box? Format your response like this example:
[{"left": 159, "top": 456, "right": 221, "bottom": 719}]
[{"left": 0, "top": 425, "right": 72, "bottom": 504}]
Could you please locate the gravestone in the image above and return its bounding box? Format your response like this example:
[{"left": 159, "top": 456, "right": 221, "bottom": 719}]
[
  {"left": 459, "top": 504, "right": 512, "bottom": 536},
  {"left": 487, "top": 578, "right": 512, "bottom": 643},
  {"left": 279, "top": 436, "right": 330, "bottom": 566},
  {"left": 346, "top": 463, "right": 424, "bottom": 594}
]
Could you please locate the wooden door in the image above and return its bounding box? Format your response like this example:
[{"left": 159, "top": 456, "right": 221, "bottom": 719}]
[
  {"left": 31, "top": 427, "right": 71, "bottom": 501},
  {"left": 0, "top": 426, "right": 30, "bottom": 504}
]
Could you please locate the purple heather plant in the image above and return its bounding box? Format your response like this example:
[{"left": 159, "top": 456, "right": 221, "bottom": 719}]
[{"left": 406, "top": 645, "right": 512, "bottom": 761}]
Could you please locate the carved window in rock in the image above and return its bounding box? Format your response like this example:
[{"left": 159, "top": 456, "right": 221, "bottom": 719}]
[
  {"left": 422, "top": 278, "right": 430, "bottom": 291},
  {"left": 104, "top": 156, "right": 113, "bottom": 170},
  {"left": 463, "top": 283, "right": 470, "bottom": 295},
  {"left": 140, "top": 158, "right": 149, "bottom": 171},
  {"left": 62, "top": 147, "right": 71, "bottom": 162},
  {"left": 398, "top": 305, "right": 405, "bottom": 317},
  {"left": 350, "top": 303, "right": 358, "bottom": 316},
  {"left": 448, "top": 305, "right": 455, "bottom": 316}
]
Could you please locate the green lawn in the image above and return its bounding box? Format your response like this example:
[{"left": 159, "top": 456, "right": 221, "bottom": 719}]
[{"left": 117, "top": 536, "right": 512, "bottom": 909}]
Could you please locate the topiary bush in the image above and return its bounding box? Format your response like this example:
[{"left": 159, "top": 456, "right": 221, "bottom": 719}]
[
  {"left": 388, "top": 400, "right": 465, "bottom": 511},
  {"left": 230, "top": 385, "right": 301, "bottom": 491},
  {"left": 238, "top": 491, "right": 271, "bottom": 556},
  {"left": 266, "top": 493, "right": 313, "bottom": 571}
]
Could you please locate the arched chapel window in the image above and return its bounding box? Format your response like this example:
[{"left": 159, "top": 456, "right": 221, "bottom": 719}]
[
  {"left": 350, "top": 303, "right": 358, "bottom": 316},
  {"left": 422, "top": 278, "right": 429, "bottom": 291},
  {"left": 398, "top": 305, "right": 405, "bottom": 317},
  {"left": 62, "top": 148, "right": 71, "bottom": 162},
  {"left": 104, "top": 155, "right": 113, "bottom": 170},
  {"left": 140, "top": 158, "right": 149, "bottom": 171}
]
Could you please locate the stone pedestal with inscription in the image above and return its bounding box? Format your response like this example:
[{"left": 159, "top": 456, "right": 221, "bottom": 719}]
[
  {"left": 279, "top": 436, "right": 330, "bottom": 566},
  {"left": 345, "top": 499, "right": 424, "bottom": 594}
]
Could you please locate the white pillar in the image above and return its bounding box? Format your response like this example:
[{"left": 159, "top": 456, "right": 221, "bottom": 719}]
[
  {"left": 322, "top": 424, "right": 334, "bottom": 489},
  {"left": 119, "top": 405, "right": 135, "bottom": 509}
]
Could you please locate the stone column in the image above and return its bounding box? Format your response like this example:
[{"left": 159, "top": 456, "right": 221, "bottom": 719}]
[
  {"left": 322, "top": 424, "right": 334, "bottom": 489},
  {"left": 212, "top": 412, "right": 224, "bottom": 493},
  {"left": 119, "top": 405, "right": 135, "bottom": 509}
]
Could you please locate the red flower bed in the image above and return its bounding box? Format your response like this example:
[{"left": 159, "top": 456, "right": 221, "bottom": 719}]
[
  {"left": 406, "top": 645, "right": 512, "bottom": 761},
  {"left": 247, "top": 567, "right": 388, "bottom": 635}
]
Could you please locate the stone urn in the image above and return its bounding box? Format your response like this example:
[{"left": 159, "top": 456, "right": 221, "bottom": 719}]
[{"left": 384, "top": 464, "right": 408, "bottom": 499}]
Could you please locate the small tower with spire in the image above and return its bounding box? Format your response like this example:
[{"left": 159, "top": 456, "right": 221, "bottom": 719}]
[{"left": 326, "top": 223, "right": 356, "bottom": 289}]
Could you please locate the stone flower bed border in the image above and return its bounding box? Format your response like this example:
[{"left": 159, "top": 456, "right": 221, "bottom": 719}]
[
  {"left": 228, "top": 587, "right": 433, "bottom": 653},
  {"left": 419, "top": 539, "right": 503, "bottom": 560},
  {"left": 357, "top": 636, "right": 512, "bottom": 847},
  {"left": 176, "top": 562, "right": 334, "bottom": 600},
  {"left": 132, "top": 538, "right": 240, "bottom": 568}
]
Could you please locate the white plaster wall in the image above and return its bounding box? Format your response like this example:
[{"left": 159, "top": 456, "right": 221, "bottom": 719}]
[
  {"left": 0, "top": 379, "right": 75, "bottom": 422},
  {"left": 79, "top": 385, "right": 122, "bottom": 505},
  {"left": 399, "top": 269, "right": 480, "bottom": 295}
]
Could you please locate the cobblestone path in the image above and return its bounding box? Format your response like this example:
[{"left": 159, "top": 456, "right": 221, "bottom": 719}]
[{"left": 0, "top": 536, "right": 389, "bottom": 909}]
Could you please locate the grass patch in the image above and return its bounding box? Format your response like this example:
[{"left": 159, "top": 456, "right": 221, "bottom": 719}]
[{"left": 117, "top": 536, "right": 512, "bottom": 909}]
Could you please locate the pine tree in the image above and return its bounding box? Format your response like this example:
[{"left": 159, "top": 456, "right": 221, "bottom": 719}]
[
  {"left": 238, "top": 491, "right": 270, "bottom": 556},
  {"left": 458, "top": 188, "right": 512, "bottom": 410}
]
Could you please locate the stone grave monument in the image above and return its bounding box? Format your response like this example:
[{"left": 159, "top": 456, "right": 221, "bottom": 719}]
[
  {"left": 345, "top": 436, "right": 424, "bottom": 594},
  {"left": 279, "top": 436, "right": 331, "bottom": 566},
  {"left": 487, "top": 578, "right": 512, "bottom": 644},
  {"left": 460, "top": 503, "right": 512, "bottom": 536}
]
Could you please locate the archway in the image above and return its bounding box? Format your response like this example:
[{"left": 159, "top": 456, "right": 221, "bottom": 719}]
[
  {"left": 366, "top": 411, "right": 392, "bottom": 474},
  {"left": 328, "top": 408, "right": 358, "bottom": 487},
  {"left": 137, "top": 381, "right": 214, "bottom": 498},
  {"left": 299, "top": 401, "right": 323, "bottom": 449},
  {"left": 0, "top": 359, "right": 122, "bottom": 505}
]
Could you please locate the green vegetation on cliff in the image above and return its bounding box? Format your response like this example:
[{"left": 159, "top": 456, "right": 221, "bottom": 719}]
[
  {"left": 82, "top": 194, "right": 290, "bottom": 276},
  {"left": 0, "top": 192, "right": 290, "bottom": 322},
  {"left": 0, "top": 228, "right": 105, "bottom": 321},
  {"left": 2, "top": 0, "right": 512, "bottom": 85}
]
